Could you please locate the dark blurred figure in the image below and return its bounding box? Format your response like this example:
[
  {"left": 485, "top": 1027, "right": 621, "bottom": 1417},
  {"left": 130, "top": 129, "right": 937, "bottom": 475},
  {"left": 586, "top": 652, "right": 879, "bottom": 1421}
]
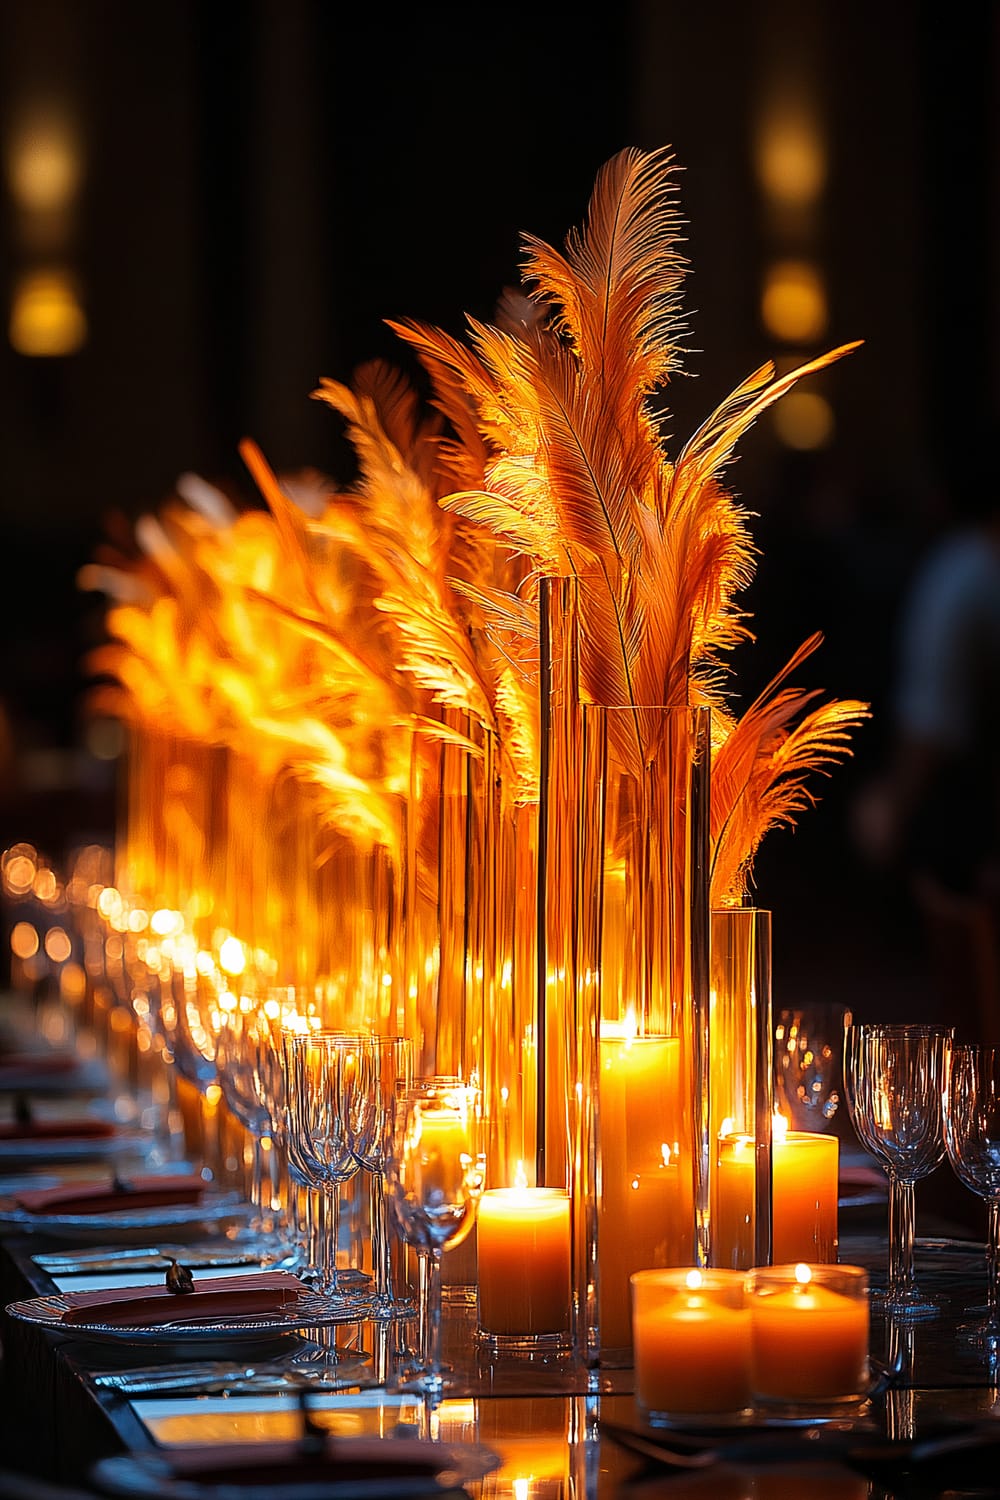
[{"left": 853, "top": 446, "right": 1000, "bottom": 1043}]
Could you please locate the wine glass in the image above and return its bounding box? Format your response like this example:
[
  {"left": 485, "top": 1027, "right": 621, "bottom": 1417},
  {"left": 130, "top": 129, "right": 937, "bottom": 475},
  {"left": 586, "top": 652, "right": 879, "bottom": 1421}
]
[
  {"left": 384, "top": 1080, "right": 485, "bottom": 1398},
  {"left": 944, "top": 1044, "right": 1000, "bottom": 1336},
  {"left": 282, "top": 1031, "right": 375, "bottom": 1309},
  {"left": 350, "top": 1036, "right": 414, "bottom": 1318},
  {"left": 849, "top": 1023, "right": 953, "bottom": 1319}
]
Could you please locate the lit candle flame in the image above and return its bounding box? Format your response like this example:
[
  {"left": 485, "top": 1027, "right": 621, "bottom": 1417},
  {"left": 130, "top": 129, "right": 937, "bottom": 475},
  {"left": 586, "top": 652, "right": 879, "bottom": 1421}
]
[
  {"left": 514, "top": 1160, "right": 528, "bottom": 1191},
  {"left": 685, "top": 1268, "right": 703, "bottom": 1291},
  {"left": 772, "top": 1109, "right": 789, "bottom": 1144},
  {"left": 795, "top": 1263, "right": 812, "bottom": 1285}
]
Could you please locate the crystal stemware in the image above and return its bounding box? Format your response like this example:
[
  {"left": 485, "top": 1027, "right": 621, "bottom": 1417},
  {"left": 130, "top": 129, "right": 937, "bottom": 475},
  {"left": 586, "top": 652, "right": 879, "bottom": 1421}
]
[
  {"left": 350, "top": 1036, "right": 414, "bottom": 1318},
  {"left": 282, "top": 1031, "right": 375, "bottom": 1310},
  {"left": 944, "top": 1044, "right": 1000, "bottom": 1337},
  {"left": 384, "top": 1080, "right": 484, "bottom": 1398},
  {"left": 849, "top": 1023, "right": 953, "bottom": 1320}
]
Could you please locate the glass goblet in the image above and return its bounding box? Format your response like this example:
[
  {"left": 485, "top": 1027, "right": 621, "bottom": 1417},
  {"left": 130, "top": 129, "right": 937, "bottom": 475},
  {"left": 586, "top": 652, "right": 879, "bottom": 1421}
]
[
  {"left": 282, "top": 1031, "right": 375, "bottom": 1310},
  {"left": 350, "top": 1036, "right": 414, "bottom": 1318},
  {"left": 944, "top": 1044, "right": 1000, "bottom": 1336},
  {"left": 384, "top": 1080, "right": 485, "bottom": 1398},
  {"left": 851, "top": 1023, "right": 952, "bottom": 1320}
]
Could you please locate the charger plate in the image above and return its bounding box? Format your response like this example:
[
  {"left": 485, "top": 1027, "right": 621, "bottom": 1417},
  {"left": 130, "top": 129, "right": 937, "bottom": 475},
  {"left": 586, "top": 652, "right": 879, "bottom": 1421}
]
[
  {"left": 6, "top": 1288, "right": 369, "bottom": 1348},
  {"left": 0, "top": 1191, "right": 248, "bottom": 1242}
]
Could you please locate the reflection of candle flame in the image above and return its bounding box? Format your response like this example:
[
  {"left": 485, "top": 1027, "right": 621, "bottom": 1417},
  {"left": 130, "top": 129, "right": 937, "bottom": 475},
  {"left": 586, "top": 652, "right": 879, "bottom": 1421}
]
[{"left": 661, "top": 1142, "right": 671, "bottom": 1166}]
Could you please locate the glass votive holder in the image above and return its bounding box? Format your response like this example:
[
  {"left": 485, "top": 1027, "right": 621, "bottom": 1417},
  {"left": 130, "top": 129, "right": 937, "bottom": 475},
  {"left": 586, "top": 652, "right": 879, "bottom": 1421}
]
[
  {"left": 476, "top": 1186, "right": 572, "bottom": 1353},
  {"left": 747, "top": 1263, "right": 870, "bottom": 1406},
  {"left": 631, "top": 1268, "right": 752, "bottom": 1424}
]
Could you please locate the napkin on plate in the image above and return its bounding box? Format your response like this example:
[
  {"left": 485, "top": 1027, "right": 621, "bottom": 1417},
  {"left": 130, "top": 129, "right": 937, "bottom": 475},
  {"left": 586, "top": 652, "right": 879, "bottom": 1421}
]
[
  {"left": 60, "top": 1270, "right": 309, "bottom": 1326},
  {"left": 14, "top": 1173, "right": 206, "bottom": 1216},
  {"left": 0, "top": 1118, "right": 116, "bottom": 1142}
]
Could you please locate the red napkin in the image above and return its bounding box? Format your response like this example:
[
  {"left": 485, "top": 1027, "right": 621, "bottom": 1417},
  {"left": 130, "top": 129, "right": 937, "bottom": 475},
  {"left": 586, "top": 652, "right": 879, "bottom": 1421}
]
[
  {"left": 0, "top": 1118, "right": 116, "bottom": 1142},
  {"left": 0, "top": 1052, "right": 79, "bottom": 1077},
  {"left": 163, "top": 1436, "right": 445, "bottom": 1484},
  {"left": 60, "top": 1271, "right": 309, "bottom": 1326},
  {"left": 15, "top": 1173, "right": 206, "bottom": 1216}
]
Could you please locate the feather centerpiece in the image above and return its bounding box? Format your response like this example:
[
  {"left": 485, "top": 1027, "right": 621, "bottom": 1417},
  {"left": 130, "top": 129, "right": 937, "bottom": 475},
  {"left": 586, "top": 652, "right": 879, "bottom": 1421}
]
[{"left": 390, "top": 144, "right": 867, "bottom": 890}]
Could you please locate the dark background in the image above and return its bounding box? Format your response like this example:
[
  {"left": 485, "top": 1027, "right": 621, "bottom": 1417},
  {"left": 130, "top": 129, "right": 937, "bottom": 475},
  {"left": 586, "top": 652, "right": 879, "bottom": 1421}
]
[{"left": 0, "top": 0, "right": 996, "bottom": 1040}]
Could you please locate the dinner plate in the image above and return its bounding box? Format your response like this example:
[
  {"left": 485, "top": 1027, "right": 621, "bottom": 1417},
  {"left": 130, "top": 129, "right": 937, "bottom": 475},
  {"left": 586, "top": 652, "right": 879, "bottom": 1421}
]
[
  {"left": 6, "top": 1288, "right": 362, "bottom": 1348},
  {"left": 0, "top": 1191, "right": 249, "bottom": 1242},
  {"left": 91, "top": 1436, "right": 501, "bottom": 1499}
]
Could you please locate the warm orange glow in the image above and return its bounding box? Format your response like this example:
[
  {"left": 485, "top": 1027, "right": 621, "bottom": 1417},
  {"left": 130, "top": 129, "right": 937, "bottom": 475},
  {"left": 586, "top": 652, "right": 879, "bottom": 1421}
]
[
  {"left": 756, "top": 105, "right": 826, "bottom": 208},
  {"left": 773, "top": 390, "right": 834, "bottom": 451},
  {"left": 761, "top": 260, "right": 828, "bottom": 343},
  {"left": 772, "top": 1109, "right": 789, "bottom": 1144},
  {"left": 32, "top": 867, "right": 58, "bottom": 902},
  {"left": 4, "top": 847, "right": 38, "bottom": 897},
  {"left": 218, "top": 935, "right": 246, "bottom": 976},
  {"left": 10, "top": 921, "right": 39, "bottom": 960},
  {"left": 43, "top": 926, "right": 72, "bottom": 964},
  {"left": 7, "top": 113, "right": 82, "bottom": 214},
  {"left": 9, "top": 268, "right": 86, "bottom": 356},
  {"left": 59, "top": 962, "right": 87, "bottom": 1003}
]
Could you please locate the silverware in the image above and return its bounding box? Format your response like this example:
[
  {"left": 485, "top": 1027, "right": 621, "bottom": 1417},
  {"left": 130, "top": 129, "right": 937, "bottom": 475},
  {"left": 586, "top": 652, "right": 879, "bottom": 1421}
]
[
  {"left": 94, "top": 1355, "right": 375, "bottom": 1397},
  {"left": 34, "top": 1245, "right": 271, "bottom": 1275}
]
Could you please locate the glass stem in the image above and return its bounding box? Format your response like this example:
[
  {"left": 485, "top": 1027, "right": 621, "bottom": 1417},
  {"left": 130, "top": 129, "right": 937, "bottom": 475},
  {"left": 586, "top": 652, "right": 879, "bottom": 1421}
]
[
  {"left": 250, "top": 1133, "right": 263, "bottom": 1228},
  {"left": 417, "top": 1249, "right": 430, "bottom": 1362},
  {"left": 988, "top": 1198, "right": 1000, "bottom": 1328},
  {"left": 426, "top": 1247, "right": 444, "bottom": 1390},
  {"left": 323, "top": 1186, "right": 341, "bottom": 1294},
  {"left": 370, "top": 1173, "right": 391, "bottom": 1303},
  {"left": 889, "top": 1176, "right": 916, "bottom": 1297}
]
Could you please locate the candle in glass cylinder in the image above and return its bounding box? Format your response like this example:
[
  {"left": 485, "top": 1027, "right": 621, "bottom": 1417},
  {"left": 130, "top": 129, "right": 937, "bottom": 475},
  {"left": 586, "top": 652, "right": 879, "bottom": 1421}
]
[
  {"left": 749, "top": 1263, "right": 869, "bottom": 1402},
  {"left": 477, "top": 1175, "right": 571, "bottom": 1341},
  {"left": 631, "top": 1268, "right": 752, "bottom": 1420},
  {"left": 714, "top": 1115, "right": 838, "bottom": 1268},
  {"left": 598, "top": 1023, "right": 692, "bottom": 1351}
]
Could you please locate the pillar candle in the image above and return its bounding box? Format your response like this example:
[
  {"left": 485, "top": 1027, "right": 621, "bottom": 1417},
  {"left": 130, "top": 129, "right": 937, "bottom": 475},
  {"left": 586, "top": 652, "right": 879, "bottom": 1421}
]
[
  {"left": 598, "top": 1028, "right": 692, "bottom": 1350},
  {"left": 632, "top": 1268, "right": 752, "bottom": 1417},
  {"left": 714, "top": 1127, "right": 839, "bottom": 1268},
  {"left": 749, "top": 1263, "right": 869, "bottom": 1401},
  {"left": 477, "top": 1186, "right": 571, "bottom": 1336}
]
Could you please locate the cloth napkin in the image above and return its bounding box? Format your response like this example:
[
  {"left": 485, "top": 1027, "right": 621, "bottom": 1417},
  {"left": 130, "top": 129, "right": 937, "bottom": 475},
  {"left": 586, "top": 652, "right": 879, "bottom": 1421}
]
[
  {"left": 60, "top": 1270, "right": 308, "bottom": 1326},
  {"left": 14, "top": 1173, "right": 206, "bottom": 1215},
  {"left": 0, "top": 1118, "right": 116, "bottom": 1142}
]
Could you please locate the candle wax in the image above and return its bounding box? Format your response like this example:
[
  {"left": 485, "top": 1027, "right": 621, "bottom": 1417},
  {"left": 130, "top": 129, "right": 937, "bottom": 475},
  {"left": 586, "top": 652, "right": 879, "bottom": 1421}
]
[
  {"left": 750, "top": 1280, "right": 869, "bottom": 1400},
  {"left": 598, "top": 1031, "right": 692, "bottom": 1349},
  {"left": 714, "top": 1131, "right": 839, "bottom": 1269},
  {"left": 634, "top": 1290, "right": 752, "bottom": 1415},
  {"left": 477, "top": 1188, "right": 570, "bottom": 1335}
]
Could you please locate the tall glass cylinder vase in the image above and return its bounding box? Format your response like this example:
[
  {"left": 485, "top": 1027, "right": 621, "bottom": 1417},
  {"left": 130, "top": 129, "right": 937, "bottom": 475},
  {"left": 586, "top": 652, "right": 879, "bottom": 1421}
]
[
  {"left": 401, "top": 719, "right": 492, "bottom": 1297},
  {"left": 538, "top": 575, "right": 711, "bottom": 1368},
  {"left": 583, "top": 703, "right": 710, "bottom": 1364},
  {"left": 709, "top": 906, "right": 773, "bottom": 1270}
]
